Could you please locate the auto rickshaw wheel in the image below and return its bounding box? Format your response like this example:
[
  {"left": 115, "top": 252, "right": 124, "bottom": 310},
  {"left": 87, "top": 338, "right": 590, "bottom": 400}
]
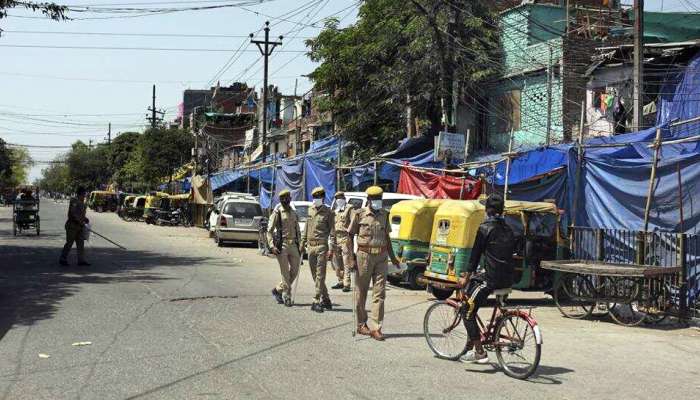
[
  {"left": 387, "top": 275, "right": 402, "bottom": 286},
  {"left": 36, "top": 217, "right": 40, "bottom": 236},
  {"left": 430, "top": 286, "right": 454, "bottom": 301},
  {"left": 13, "top": 220, "right": 17, "bottom": 236},
  {"left": 407, "top": 267, "right": 427, "bottom": 290}
]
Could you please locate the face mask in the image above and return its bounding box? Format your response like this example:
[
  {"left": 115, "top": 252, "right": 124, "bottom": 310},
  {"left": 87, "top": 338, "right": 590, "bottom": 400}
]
[
  {"left": 280, "top": 199, "right": 290, "bottom": 207},
  {"left": 313, "top": 198, "right": 323, "bottom": 207},
  {"left": 370, "top": 200, "right": 382, "bottom": 210},
  {"left": 336, "top": 199, "right": 346, "bottom": 209}
]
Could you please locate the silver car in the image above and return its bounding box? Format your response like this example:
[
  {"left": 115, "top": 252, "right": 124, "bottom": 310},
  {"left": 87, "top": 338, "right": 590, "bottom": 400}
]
[{"left": 214, "top": 196, "right": 263, "bottom": 246}]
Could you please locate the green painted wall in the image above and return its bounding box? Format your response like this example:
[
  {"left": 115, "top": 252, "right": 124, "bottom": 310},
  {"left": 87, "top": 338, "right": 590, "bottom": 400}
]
[{"left": 486, "top": 4, "right": 566, "bottom": 151}]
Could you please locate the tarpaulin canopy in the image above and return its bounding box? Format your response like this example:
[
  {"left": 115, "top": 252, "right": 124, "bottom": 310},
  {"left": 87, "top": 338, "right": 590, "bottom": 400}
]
[
  {"left": 656, "top": 52, "right": 700, "bottom": 138},
  {"left": 210, "top": 169, "right": 244, "bottom": 191},
  {"left": 380, "top": 134, "right": 436, "bottom": 159},
  {"left": 489, "top": 170, "right": 568, "bottom": 212},
  {"left": 269, "top": 158, "right": 304, "bottom": 208},
  {"left": 351, "top": 150, "right": 444, "bottom": 190},
  {"left": 488, "top": 146, "right": 569, "bottom": 186},
  {"left": 304, "top": 157, "right": 336, "bottom": 204},
  {"left": 398, "top": 167, "right": 481, "bottom": 199}
]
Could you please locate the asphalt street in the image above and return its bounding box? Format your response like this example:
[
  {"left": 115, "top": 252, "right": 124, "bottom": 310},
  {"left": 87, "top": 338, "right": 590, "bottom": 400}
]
[{"left": 0, "top": 200, "right": 698, "bottom": 400}]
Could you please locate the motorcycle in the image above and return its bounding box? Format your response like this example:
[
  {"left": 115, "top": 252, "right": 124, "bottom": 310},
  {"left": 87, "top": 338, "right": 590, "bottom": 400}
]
[{"left": 155, "top": 208, "right": 184, "bottom": 226}]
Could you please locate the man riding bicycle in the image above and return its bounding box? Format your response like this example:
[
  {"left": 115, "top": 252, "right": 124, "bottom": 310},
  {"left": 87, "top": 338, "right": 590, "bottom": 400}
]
[{"left": 458, "top": 194, "right": 515, "bottom": 364}]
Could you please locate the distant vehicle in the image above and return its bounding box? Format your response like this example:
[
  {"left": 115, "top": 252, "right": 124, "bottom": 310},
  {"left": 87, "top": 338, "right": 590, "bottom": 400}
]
[
  {"left": 214, "top": 193, "right": 263, "bottom": 246},
  {"left": 289, "top": 200, "right": 312, "bottom": 235}
]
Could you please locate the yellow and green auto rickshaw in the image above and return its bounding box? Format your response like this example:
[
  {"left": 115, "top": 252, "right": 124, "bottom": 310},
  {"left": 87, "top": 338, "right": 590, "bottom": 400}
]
[
  {"left": 423, "top": 199, "right": 566, "bottom": 300},
  {"left": 388, "top": 199, "right": 446, "bottom": 289},
  {"left": 118, "top": 195, "right": 136, "bottom": 220},
  {"left": 88, "top": 190, "right": 118, "bottom": 212},
  {"left": 144, "top": 191, "right": 169, "bottom": 223},
  {"left": 130, "top": 195, "right": 147, "bottom": 221}
]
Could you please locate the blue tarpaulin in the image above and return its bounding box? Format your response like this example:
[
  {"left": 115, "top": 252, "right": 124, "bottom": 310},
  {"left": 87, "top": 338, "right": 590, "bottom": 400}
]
[
  {"left": 210, "top": 169, "right": 244, "bottom": 191},
  {"left": 657, "top": 52, "right": 700, "bottom": 138},
  {"left": 351, "top": 150, "right": 444, "bottom": 190},
  {"left": 489, "top": 146, "right": 569, "bottom": 186},
  {"left": 304, "top": 157, "right": 336, "bottom": 204},
  {"left": 270, "top": 159, "right": 304, "bottom": 208}
]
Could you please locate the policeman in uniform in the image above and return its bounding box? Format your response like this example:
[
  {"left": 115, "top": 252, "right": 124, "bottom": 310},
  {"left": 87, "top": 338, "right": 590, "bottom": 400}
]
[
  {"left": 267, "top": 189, "right": 302, "bottom": 307},
  {"left": 300, "top": 187, "right": 335, "bottom": 312},
  {"left": 59, "top": 186, "right": 90, "bottom": 267},
  {"left": 330, "top": 192, "right": 354, "bottom": 292},
  {"left": 348, "top": 186, "right": 400, "bottom": 341}
]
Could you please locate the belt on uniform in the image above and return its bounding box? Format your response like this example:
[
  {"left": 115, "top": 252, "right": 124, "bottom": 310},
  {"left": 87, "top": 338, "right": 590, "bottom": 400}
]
[
  {"left": 308, "top": 240, "right": 326, "bottom": 246},
  {"left": 357, "top": 245, "right": 386, "bottom": 255},
  {"left": 284, "top": 239, "right": 296, "bottom": 245}
]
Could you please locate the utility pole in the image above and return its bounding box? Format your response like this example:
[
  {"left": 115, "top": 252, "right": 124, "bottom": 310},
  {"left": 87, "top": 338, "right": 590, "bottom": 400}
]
[
  {"left": 250, "top": 22, "right": 283, "bottom": 161},
  {"left": 107, "top": 122, "right": 111, "bottom": 145},
  {"left": 633, "top": 0, "right": 644, "bottom": 131},
  {"left": 147, "top": 84, "right": 165, "bottom": 129}
]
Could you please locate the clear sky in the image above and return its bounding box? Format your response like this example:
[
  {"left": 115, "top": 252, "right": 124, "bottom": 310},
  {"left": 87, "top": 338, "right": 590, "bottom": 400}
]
[{"left": 0, "top": 0, "right": 692, "bottom": 182}]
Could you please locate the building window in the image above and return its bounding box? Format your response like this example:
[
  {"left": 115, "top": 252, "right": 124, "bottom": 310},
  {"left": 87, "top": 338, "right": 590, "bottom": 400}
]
[{"left": 494, "top": 89, "right": 521, "bottom": 133}]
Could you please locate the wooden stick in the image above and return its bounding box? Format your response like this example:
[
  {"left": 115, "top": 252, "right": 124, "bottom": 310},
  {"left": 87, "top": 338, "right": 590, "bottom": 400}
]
[
  {"left": 572, "top": 100, "right": 585, "bottom": 226},
  {"left": 643, "top": 127, "right": 663, "bottom": 232},
  {"left": 503, "top": 130, "right": 514, "bottom": 202}
]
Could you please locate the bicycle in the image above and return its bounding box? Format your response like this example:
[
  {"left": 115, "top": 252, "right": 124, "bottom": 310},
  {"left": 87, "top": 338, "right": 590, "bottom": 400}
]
[{"left": 423, "top": 287, "right": 542, "bottom": 380}]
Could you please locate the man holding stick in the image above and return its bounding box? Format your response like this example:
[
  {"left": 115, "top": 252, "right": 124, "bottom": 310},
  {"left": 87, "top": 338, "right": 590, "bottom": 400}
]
[{"left": 59, "top": 186, "right": 90, "bottom": 267}]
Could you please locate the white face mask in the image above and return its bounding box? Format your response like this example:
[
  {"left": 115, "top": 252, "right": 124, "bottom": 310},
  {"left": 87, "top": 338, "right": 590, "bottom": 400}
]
[
  {"left": 370, "top": 200, "right": 382, "bottom": 210},
  {"left": 313, "top": 198, "right": 323, "bottom": 207},
  {"left": 336, "top": 199, "right": 346, "bottom": 209}
]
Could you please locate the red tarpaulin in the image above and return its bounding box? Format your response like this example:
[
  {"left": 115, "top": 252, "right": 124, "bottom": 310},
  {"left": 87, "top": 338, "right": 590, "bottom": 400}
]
[{"left": 398, "top": 166, "right": 481, "bottom": 199}]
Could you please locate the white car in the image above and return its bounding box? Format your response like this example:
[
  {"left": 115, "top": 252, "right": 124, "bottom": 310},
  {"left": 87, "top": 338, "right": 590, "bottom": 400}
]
[
  {"left": 214, "top": 193, "right": 263, "bottom": 246},
  {"left": 270, "top": 200, "right": 312, "bottom": 235},
  {"left": 330, "top": 191, "right": 421, "bottom": 212},
  {"left": 208, "top": 192, "right": 254, "bottom": 236}
]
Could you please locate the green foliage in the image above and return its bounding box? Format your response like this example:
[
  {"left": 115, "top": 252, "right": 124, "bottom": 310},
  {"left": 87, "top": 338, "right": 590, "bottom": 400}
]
[
  {"left": 0, "top": 138, "right": 13, "bottom": 187},
  {"left": 306, "top": 0, "right": 499, "bottom": 159},
  {"left": 36, "top": 158, "right": 69, "bottom": 194},
  {"left": 137, "top": 127, "right": 193, "bottom": 187},
  {"left": 0, "top": 1, "right": 68, "bottom": 20}
]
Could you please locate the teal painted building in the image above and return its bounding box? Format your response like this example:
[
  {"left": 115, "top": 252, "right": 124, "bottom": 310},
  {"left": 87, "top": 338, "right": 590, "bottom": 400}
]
[{"left": 486, "top": 3, "right": 567, "bottom": 151}]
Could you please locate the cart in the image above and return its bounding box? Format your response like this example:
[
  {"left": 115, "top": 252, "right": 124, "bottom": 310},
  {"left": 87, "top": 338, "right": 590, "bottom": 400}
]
[
  {"left": 13, "top": 197, "right": 40, "bottom": 236},
  {"left": 543, "top": 227, "right": 692, "bottom": 326}
]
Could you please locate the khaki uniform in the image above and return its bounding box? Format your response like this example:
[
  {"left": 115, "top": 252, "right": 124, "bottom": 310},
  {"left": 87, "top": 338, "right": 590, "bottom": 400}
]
[
  {"left": 267, "top": 206, "right": 301, "bottom": 300},
  {"left": 60, "top": 197, "right": 87, "bottom": 263},
  {"left": 300, "top": 205, "right": 335, "bottom": 303},
  {"left": 332, "top": 206, "right": 355, "bottom": 287},
  {"left": 348, "top": 207, "right": 396, "bottom": 330}
]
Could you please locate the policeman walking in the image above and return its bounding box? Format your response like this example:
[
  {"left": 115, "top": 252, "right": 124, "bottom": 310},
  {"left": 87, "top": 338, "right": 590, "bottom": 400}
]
[
  {"left": 267, "top": 189, "right": 302, "bottom": 307},
  {"left": 348, "top": 186, "right": 400, "bottom": 341},
  {"left": 330, "top": 192, "right": 354, "bottom": 292},
  {"left": 59, "top": 186, "right": 90, "bottom": 267},
  {"left": 300, "top": 187, "right": 335, "bottom": 312}
]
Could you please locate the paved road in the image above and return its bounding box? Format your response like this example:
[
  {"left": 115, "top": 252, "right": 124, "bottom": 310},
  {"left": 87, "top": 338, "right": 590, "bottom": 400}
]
[{"left": 0, "top": 201, "right": 698, "bottom": 400}]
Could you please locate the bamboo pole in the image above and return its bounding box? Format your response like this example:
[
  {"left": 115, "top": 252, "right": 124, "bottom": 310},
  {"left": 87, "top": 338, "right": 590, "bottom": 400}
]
[
  {"left": 503, "top": 130, "right": 514, "bottom": 202},
  {"left": 373, "top": 160, "right": 379, "bottom": 185},
  {"left": 571, "top": 100, "right": 585, "bottom": 227},
  {"left": 643, "top": 127, "right": 663, "bottom": 232},
  {"left": 677, "top": 162, "right": 684, "bottom": 232}
]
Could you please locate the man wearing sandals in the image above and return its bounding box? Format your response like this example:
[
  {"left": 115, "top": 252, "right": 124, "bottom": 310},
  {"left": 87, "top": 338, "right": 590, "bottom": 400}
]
[
  {"left": 458, "top": 194, "right": 515, "bottom": 363},
  {"left": 268, "top": 189, "right": 302, "bottom": 307}
]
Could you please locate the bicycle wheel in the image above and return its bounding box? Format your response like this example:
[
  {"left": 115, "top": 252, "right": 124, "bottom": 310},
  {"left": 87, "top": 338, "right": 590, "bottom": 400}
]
[
  {"left": 423, "top": 301, "right": 469, "bottom": 361},
  {"left": 608, "top": 279, "right": 646, "bottom": 327},
  {"left": 554, "top": 273, "right": 595, "bottom": 319},
  {"left": 494, "top": 313, "right": 542, "bottom": 380}
]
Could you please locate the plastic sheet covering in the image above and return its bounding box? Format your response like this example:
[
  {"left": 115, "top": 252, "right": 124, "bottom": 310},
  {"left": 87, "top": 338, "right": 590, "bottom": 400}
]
[
  {"left": 568, "top": 142, "right": 700, "bottom": 234},
  {"left": 210, "top": 169, "right": 243, "bottom": 191},
  {"left": 489, "top": 146, "right": 569, "bottom": 186},
  {"left": 304, "top": 157, "right": 336, "bottom": 204},
  {"left": 397, "top": 167, "right": 481, "bottom": 199},
  {"left": 489, "top": 170, "right": 568, "bottom": 212},
  {"left": 656, "top": 52, "right": 700, "bottom": 138},
  {"left": 272, "top": 159, "right": 304, "bottom": 207},
  {"left": 191, "top": 175, "right": 213, "bottom": 205},
  {"left": 352, "top": 150, "right": 444, "bottom": 190}
]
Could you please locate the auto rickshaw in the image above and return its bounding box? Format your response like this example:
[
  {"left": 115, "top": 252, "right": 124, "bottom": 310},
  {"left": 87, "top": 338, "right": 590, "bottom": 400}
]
[
  {"left": 423, "top": 199, "right": 566, "bottom": 300},
  {"left": 88, "top": 191, "right": 118, "bottom": 212},
  {"left": 13, "top": 189, "right": 40, "bottom": 236},
  {"left": 130, "top": 195, "right": 147, "bottom": 221},
  {"left": 144, "top": 191, "right": 169, "bottom": 223},
  {"left": 388, "top": 199, "right": 445, "bottom": 289},
  {"left": 118, "top": 195, "right": 136, "bottom": 220}
]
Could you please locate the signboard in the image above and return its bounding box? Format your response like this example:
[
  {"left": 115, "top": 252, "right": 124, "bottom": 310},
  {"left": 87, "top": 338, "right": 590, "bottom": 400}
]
[{"left": 434, "top": 132, "right": 466, "bottom": 163}]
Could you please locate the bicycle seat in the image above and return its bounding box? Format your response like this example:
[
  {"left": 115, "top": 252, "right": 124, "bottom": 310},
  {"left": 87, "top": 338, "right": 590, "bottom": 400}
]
[{"left": 493, "top": 288, "right": 512, "bottom": 306}]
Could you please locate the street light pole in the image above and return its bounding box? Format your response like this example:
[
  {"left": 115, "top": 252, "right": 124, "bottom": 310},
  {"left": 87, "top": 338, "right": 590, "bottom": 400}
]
[{"left": 251, "top": 22, "right": 283, "bottom": 161}]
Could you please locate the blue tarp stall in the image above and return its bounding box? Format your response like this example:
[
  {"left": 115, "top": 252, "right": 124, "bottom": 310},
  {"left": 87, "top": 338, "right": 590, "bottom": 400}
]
[
  {"left": 488, "top": 170, "right": 569, "bottom": 212},
  {"left": 380, "top": 133, "right": 436, "bottom": 159},
  {"left": 304, "top": 157, "right": 336, "bottom": 204},
  {"left": 210, "top": 169, "right": 244, "bottom": 191},
  {"left": 350, "top": 150, "right": 444, "bottom": 191},
  {"left": 488, "top": 146, "right": 569, "bottom": 186},
  {"left": 656, "top": 52, "right": 700, "bottom": 138},
  {"left": 270, "top": 158, "right": 304, "bottom": 208}
]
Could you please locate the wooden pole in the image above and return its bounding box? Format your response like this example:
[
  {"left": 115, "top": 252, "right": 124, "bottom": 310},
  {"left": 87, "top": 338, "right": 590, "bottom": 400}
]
[
  {"left": 571, "top": 100, "right": 585, "bottom": 227},
  {"left": 503, "top": 130, "right": 514, "bottom": 202},
  {"left": 643, "top": 127, "right": 662, "bottom": 232},
  {"left": 373, "top": 160, "right": 379, "bottom": 185},
  {"left": 677, "top": 162, "right": 684, "bottom": 232}
]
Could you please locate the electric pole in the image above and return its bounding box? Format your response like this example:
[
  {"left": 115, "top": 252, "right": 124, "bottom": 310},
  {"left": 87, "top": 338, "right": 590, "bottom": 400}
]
[
  {"left": 633, "top": 0, "right": 644, "bottom": 131},
  {"left": 147, "top": 84, "right": 165, "bottom": 129},
  {"left": 250, "top": 22, "right": 283, "bottom": 160},
  {"left": 107, "top": 122, "right": 111, "bottom": 145}
]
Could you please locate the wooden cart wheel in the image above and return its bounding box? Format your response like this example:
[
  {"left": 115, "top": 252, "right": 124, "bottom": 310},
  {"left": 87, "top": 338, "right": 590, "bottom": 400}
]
[
  {"left": 608, "top": 278, "right": 646, "bottom": 326},
  {"left": 554, "top": 273, "right": 595, "bottom": 319}
]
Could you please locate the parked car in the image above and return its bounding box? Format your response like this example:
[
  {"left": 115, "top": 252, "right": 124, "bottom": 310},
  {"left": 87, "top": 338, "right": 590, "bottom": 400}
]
[
  {"left": 214, "top": 193, "right": 263, "bottom": 246},
  {"left": 330, "top": 191, "right": 421, "bottom": 212}
]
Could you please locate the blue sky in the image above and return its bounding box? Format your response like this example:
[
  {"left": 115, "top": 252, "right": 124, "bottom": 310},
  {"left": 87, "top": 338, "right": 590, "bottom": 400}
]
[{"left": 0, "top": 0, "right": 692, "bottom": 181}]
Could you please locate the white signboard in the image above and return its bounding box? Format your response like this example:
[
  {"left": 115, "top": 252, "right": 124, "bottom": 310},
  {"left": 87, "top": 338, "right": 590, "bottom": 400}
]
[{"left": 434, "top": 132, "right": 466, "bottom": 163}]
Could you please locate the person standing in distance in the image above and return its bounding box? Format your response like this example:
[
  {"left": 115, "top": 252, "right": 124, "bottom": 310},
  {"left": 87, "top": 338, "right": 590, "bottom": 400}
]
[
  {"left": 59, "top": 186, "right": 90, "bottom": 267},
  {"left": 300, "top": 187, "right": 335, "bottom": 312},
  {"left": 347, "top": 186, "right": 400, "bottom": 341},
  {"left": 331, "top": 192, "right": 355, "bottom": 292},
  {"left": 267, "top": 189, "right": 302, "bottom": 307}
]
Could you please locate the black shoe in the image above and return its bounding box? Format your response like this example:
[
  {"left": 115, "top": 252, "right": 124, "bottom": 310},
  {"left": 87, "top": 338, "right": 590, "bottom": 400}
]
[
  {"left": 284, "top": 297, "right": 292, "bottom": 307},
  {"left": 58, "top": 259, "right": 69, "bottom": 267},
  {"left": 331, "top": 282, "right": 344, "bottom": 290},
  {"left": 272, "top": 288, "right": 283, "bottom": 304},
  {"left": 311, "top": 303, "right": 324, "bottom": 313},
  {"left": 342, "top": 286, "right": 351, "bottom": 293},
  {"left": 77, "top": 261, "right": 91, "bottom": 267},
  {"left": 321, "top": 299, "right": 333, "bottom": 310}
]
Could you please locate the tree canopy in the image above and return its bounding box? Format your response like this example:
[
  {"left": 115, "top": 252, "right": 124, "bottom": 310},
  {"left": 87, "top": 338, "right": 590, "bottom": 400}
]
[
  {"left": 306, "top": 0, "right": 499, "bottom": 159},
  {"left": 0, "top": 1, "right": 67, "bottom": 20}
]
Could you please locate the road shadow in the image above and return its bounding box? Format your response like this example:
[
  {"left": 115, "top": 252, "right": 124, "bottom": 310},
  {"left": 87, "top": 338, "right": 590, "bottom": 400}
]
[
  {"left": 462, "top": 363, "right": 574, "bottom": 384},
  {"left": 0, "top": 243, "right": 216, "bottom": 343}
]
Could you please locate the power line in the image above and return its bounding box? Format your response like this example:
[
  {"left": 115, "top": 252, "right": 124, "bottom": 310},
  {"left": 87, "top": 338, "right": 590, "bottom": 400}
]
[
  {"left": 0, "top": 29, "right": 314, "bottom": 39},
  {"left": 0, "top": 44, "right": 307, "bottom": 52}
]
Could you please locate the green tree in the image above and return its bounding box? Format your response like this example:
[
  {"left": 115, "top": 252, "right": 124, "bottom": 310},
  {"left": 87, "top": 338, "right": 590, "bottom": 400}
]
[
  {"left": 6, "top": 146, "right": 33, "bottom": 186},
  {"left": 0, "top": 1, "right": 67, "bottom": 20},
  {"left": 36, "top": 158, "right": 69, "bottom": 193},
  {"left": 0, "top": 138, "right": 13, "bottom": 187},
  {"left": 306, "top": 0, "right": 498, "bottom": 158},
  {"left": 65, "top": 141, "right": 110, "bottom": 191},
  {"left": 137, "top": 127, "right": 193, "bottom": 187}
]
